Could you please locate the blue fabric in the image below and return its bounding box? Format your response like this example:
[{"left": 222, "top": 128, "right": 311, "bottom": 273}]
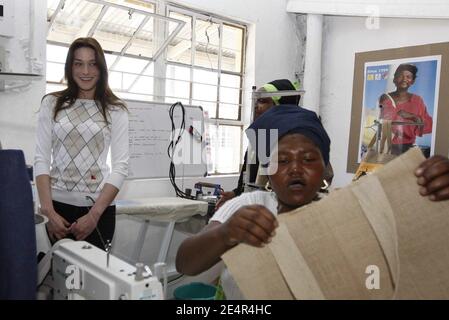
[
  {"left": 0, "top": 150, "right": 37, "bottom": 299},
  {"left": 246, "top": 105, "right": 331, "bottom": 165}
]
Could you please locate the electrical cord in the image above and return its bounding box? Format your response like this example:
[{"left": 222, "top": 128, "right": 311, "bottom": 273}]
[
  {"left": 205, "top": 19, "right": 214, "bottom": 69},
  {"left": 167, "top": 102, "right": 195, "bottom": 199}
]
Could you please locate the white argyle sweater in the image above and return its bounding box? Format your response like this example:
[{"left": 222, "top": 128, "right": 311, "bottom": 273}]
[{"left": 34, "top": 95, "right": 129, "bottom": 207}]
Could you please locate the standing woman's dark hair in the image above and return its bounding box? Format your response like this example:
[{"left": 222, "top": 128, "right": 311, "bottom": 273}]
[{"left": 52, "top": 37, "right": 126, "bottom": 122}]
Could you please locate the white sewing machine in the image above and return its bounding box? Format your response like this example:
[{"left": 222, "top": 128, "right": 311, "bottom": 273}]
[{"left": 38, "top": 239, "right": 165, "bottom": 300}]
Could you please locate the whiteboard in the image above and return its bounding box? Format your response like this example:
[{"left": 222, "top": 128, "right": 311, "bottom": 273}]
[{"left": 126, "top": 99, "right": 208, "bottom": 179}]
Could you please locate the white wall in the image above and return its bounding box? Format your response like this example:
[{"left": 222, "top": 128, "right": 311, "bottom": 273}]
[
  {"left": 0, "top": 0, "right": 46, "bottom": 164},
  {"left": 320, "top": 16, "right": 449, "bottom": 187}
]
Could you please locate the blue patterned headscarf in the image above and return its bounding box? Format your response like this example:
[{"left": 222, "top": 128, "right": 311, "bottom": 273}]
[{"left": 246, "top": 105, "right": 331, "bottom": 165}]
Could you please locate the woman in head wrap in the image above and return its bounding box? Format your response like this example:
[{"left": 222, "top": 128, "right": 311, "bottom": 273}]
[
  {"left": 216, "top": 79, "right": 334, "bottom": 210},
  {"left": 176, "top": 105, "right": 449, "bottom": 299},
  {"left": 379, "top": 63, "right": 433, "bottom": 155},
  {"left": 177, "top": 106, "right": 335, "bottom": 299}
]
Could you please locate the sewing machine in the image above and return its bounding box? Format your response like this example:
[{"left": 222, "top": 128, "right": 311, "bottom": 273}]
[
  {"left": 38, "top": 239, "right": 164, "bottom": 300},
  {"left": 194, "top": 182, "right": 222, "bottom": 216}
]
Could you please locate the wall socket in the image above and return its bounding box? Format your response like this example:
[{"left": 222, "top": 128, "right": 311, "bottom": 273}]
[{"left": 0, "top": 0, "right": 14, "bottom": 38}]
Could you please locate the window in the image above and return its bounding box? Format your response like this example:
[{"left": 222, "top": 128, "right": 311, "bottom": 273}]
[
  {"left": 165, "top": 6, "right": 246, "bottom": 174},
  {"left": 46, "top": 0, "right": 166, "bottom": 101},
  {"left": 46, "top": 0, "right": 246, "bottom": 174}
]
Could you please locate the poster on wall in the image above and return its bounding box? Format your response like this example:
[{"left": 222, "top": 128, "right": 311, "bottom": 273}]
[
  {"left": 359, "top": 57, "right": 440, "bottom": 161},
  {"left": 347, "top": 42, "right": 449, "bottom": 173}
]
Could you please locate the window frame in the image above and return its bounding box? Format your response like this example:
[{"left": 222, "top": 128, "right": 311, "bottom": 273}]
[
  {"left": 165, "top": 4, "right": 247, "bottom": 175},
  {"left": 45, "top": 0, "right": 247, "bottom": 175}
]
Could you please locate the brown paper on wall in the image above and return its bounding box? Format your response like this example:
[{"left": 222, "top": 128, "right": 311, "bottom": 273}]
[{"left": 222, "top": 148, "right": 449, "bottom": 299}]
